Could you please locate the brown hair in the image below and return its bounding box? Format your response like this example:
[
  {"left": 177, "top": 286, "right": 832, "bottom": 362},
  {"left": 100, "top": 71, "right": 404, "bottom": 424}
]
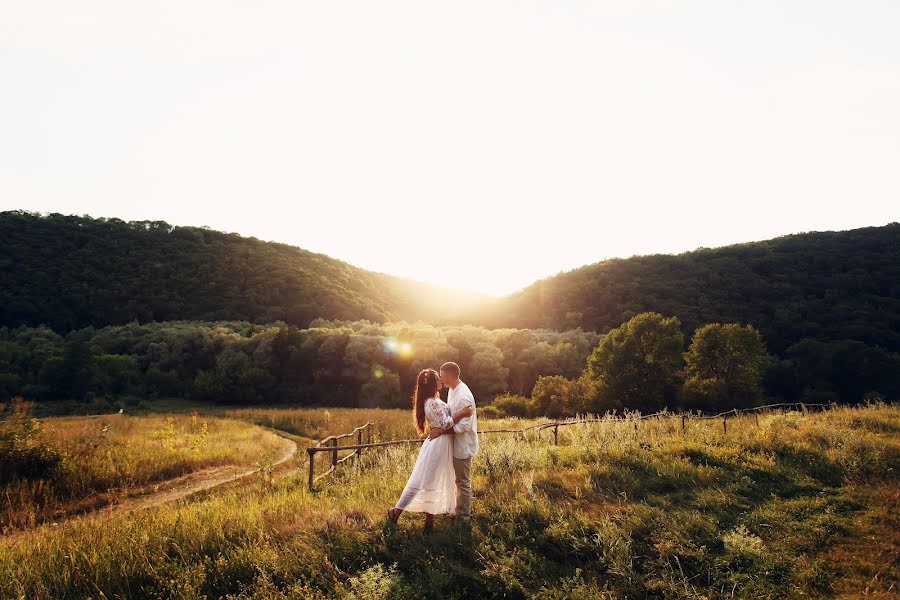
[
  {"left": 413, "top": 368, "right": 439, "bottom": 435},
  {"left": 439, "top": 362, "right": 460, "bottom": 377}
]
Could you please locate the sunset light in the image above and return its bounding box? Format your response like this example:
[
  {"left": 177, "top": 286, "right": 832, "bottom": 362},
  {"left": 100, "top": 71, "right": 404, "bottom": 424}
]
[
  {"left": 1, "top": 2, "right": 897, "bottom": 596},
  {"left": 2, "top": 2, "right": 897, "bottom": 295}
]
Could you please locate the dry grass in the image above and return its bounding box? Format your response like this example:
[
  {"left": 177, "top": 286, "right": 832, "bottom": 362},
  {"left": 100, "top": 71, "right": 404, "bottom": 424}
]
[
  {"left": 1, "top": 413, "right": 286, "bottom": 531},
  {"left": 223, "top": 406, "right": 417, "bottom": 442},
  {"left": 1, "top": 404, "right": 897, "bottom": 598}
]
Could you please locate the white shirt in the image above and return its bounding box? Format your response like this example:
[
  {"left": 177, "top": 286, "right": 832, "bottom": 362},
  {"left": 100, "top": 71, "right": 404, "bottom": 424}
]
[{"left": 448, "top": 380, "right": 479, "bottom": 459}]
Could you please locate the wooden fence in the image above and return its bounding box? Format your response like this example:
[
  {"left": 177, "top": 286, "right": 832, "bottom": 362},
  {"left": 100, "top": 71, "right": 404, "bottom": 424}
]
[
  {"left": 304, "top": 402, "right": 832, "bottom": 490},
  {"left": 306, "top": 421, "right": 376, "bottom": 489}
]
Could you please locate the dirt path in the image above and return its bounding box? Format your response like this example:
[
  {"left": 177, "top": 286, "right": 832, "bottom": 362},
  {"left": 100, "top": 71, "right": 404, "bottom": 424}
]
[
  {"left": 2, "top": 430, "right": 300, "bottom": 541},
  {"left": 96, "top": 430, "right": 299, "bottom": 514}
]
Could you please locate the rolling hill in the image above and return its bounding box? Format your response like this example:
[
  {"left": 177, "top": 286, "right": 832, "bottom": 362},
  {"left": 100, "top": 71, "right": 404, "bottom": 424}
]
[
  {"left": 3, "top": 212, "right": 899, "bottom": 361},
  {"left": 450, "top": 223, "right": 900, "bottom": 354},
  {"left": 0, "top": 211, "right": 488, "bottom": 332}
]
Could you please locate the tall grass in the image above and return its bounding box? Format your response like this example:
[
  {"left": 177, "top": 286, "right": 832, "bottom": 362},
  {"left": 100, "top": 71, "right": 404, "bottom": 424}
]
[
  {"left": 223, "top": 407, "right": 417, "bottom": 442},
  {"left": 1, "top": 413, "right": 286, "bottom": 531},
  {"left": 1, "top": 405, "right": 897, "bottom": 598}
]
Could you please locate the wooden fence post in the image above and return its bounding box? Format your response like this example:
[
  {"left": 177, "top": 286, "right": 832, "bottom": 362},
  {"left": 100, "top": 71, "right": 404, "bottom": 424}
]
[
  {"left": 722, "top": 415, "right": 728, "bottom": 434},
  {"left": 357, "top": 429, "right": 363, "bottom": 460},
  {"left": 307, "top": 448, "right": 315, "bottom": 490},
  {"left": 331, "top": 437, "right": 338, "bottom": 467},
  {"left": 554, "top": 424, "right": 559, "bottom": 446},
  {"left": 681, "top": 414, "right": 686, "bottom": 432},
  {"left": 755, "top": 412, "right": 759, "bottom": 426}
]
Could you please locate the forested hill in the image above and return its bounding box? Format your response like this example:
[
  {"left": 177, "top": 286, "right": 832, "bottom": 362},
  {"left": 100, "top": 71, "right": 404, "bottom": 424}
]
[
  {"left": 451, "top": 223, "right": 900, "bottom": 355},
  {"left": 0, "top": 211, "right": 488, "bottom": 332},
  {"left": 5, "top": 212, "right": 899, "bottom": 361}
]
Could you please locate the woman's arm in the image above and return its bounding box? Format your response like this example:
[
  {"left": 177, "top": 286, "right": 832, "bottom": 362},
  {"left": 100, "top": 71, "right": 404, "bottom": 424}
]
[{"left": 427, "top": 399, "right": 455, "bottom": 430}]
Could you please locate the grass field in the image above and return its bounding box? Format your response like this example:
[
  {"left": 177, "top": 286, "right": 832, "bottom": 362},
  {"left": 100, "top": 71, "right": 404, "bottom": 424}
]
[
  {"left": 222, "top": 407, "right": 416, "bottom": 443},
  {"left": 0, "top": 412, "right": 287, "bottom": 532},
  {"left": 1, "top": 404, "right": 897, "bottom": 598}
]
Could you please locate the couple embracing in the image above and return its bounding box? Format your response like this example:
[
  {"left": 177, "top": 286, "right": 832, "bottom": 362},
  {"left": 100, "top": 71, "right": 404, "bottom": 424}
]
[{"left": 387, "top": 362, "right": 478, "bottom": 531}]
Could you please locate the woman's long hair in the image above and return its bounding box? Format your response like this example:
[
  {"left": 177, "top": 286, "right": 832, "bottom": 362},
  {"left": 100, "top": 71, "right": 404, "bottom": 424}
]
[{"left": 413, "top": 368, "right": 439, "bottom": 435}]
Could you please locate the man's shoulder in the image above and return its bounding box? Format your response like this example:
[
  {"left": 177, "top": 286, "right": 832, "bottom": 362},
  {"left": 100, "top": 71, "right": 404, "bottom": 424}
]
[{"left": 458, "top": 381, "right": 475, "bottom": 401}]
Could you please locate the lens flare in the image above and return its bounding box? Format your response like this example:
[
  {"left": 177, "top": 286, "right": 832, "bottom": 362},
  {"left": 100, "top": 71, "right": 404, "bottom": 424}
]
[{"left": 382, "top": 337, "right": 413, "bottom": 357}]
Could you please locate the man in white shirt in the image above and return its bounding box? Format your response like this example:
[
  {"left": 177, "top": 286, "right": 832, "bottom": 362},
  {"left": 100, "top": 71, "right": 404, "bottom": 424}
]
[{"left": 429, "top": 361, "right": 478, "bottom": 524}]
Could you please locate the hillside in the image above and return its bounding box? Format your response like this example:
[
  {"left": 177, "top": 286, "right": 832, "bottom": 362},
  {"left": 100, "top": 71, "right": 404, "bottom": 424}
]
[
  {"left": 452, "top": 223, "right": 900, "bottom": 354},
  {"left": 0, "top": 211, "right": 488, "bottom": 332},
  {"left": 4, "top": 212, "right": 899, "bottom": 365}
]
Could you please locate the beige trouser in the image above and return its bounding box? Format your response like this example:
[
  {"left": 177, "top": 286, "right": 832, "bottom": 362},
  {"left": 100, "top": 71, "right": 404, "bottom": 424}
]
[{"left": 453, "top": 456, "right": 473, "bottom": 519}]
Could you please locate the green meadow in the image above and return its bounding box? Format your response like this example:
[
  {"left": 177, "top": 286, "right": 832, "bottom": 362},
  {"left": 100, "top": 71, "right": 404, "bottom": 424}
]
[{"left": 1, "top": 404, "right": 897, "bottom": 599}]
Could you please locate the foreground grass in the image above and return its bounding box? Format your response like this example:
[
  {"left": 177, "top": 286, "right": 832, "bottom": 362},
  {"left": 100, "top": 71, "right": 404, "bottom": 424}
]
[
  {"left": 1, "top": 413, "right": 286, "bottom": 532},
  {"left": 1, "top": 405, "right": 897, "bottom": 598}
]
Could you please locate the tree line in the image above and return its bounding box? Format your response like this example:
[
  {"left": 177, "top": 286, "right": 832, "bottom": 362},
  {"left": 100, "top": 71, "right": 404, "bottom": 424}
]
[
  {"left": 0, "top": 319, "right": 599, "bottom": 412},
  {"left": 2, "top": 315, "right": 896, "bottom": 416},
  {"left": 484, "top": 312, "right": 900, "bottom": 418}
]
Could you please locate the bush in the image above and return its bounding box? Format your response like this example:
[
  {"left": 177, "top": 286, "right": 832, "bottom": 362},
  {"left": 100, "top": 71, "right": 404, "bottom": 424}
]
[
  {"left": 479, "top": 405, "right": 503, "bottom": 419},
  {"left": 491, "top": 394, "right": 531, "bottom": 418},
  {"left": 530, "top": 375, "right": 609, "bottom": 418},
  {"left": 0, "top": 406, "right": 62, "bottom": 484}
]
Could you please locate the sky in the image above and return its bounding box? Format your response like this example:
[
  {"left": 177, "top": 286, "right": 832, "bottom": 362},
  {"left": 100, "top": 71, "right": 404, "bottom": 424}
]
[{"left": 1, "top": 1, "right": 898, "bottom": 296}]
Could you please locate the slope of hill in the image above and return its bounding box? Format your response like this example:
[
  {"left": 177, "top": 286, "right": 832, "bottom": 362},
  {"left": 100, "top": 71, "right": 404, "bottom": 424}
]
[
  {"left": 451, "top": 223, "right": 900, "bottom": 354},
  {"left": 0, "top": 211, "right": 488, "bottom": 332},
  {"left": 4, "top": 212, "right": 899, "bottom": 362}
]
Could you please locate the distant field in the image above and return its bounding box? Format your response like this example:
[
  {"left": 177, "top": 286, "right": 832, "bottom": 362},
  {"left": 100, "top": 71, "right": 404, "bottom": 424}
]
[
  {"left": 223, "top": 406, "right": 417, "bottom": 443},
  {"left": 1, "top": 405, "right": 898, "bottom": 598}
]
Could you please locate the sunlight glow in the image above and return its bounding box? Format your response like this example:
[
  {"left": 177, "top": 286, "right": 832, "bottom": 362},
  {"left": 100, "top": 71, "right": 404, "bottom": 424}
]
[{"left": 2, "top": 1, "right": 898, "bottom": 295}]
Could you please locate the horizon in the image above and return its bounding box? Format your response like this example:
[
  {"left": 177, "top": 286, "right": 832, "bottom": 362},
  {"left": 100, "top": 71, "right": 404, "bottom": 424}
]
[{"left": 2, "top": 1, "right": 899, "bottom": 295}]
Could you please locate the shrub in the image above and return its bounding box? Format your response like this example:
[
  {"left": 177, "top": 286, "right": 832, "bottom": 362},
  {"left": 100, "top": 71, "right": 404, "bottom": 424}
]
[
  {"left": 479, "top": 405, "right": 502, "bottom": 419},
  {"left": 491, "top": 394, "right": 531, "bottom": 418},
  {"left": 0, "top": 411, "right": 62, "bottom": 484},
  {"left": 530, "top": 375, "right": 608, "bottom": 418}
]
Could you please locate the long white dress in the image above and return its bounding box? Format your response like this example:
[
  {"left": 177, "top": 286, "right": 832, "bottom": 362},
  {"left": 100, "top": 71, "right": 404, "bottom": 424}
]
[{"left": 393, "top": 396, "right": 457, "bottom": 514}]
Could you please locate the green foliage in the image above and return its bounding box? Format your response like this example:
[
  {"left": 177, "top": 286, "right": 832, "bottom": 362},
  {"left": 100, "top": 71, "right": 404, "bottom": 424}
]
[
  {"left": 786, "top": 338, "right": 900, "bottom": 403},
  {"left": 0, "top": 320, "right": 599, "bottom": 410},
  {"left": 0, "top": 412, "right": 62, "bottom": 484},
  {"left": 682, "top": 323, "right": 772, "bottom": 409},
  {"left": 490, "top": 394, "right": 531, "bottom": 418},
  {"left": 3, "top": 211, "right": 899, "bottom": 412},
  {"left": 528, "top": 375, "right": 609, "bottom": 418},
  {"left": 150, "top": 416, "right": 179, "bottom": 450},
  {"left": 0, "top": 211, "right": 489, "bottom": 332},
  {"left": 460, "top": 222, "right": 900, "bottom": 359},
  {"left": 359, "top": 365, "right": 402, "bottom": 409},
  {"left": 586, "top": 313, "right": 684, "bottom": 412}
]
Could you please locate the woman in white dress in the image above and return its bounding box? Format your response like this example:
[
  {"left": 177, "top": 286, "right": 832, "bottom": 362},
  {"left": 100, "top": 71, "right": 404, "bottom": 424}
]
[{"left": 387, "top": 368, "right": 472, "bottom": 530}]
